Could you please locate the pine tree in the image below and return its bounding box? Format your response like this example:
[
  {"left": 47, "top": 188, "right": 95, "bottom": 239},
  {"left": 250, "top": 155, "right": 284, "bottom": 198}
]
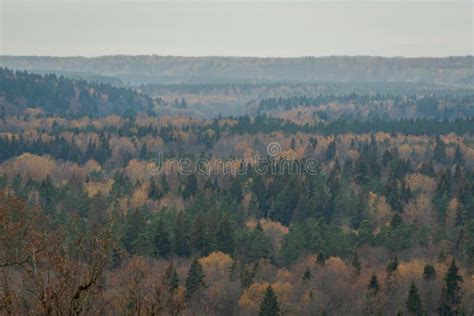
[
  {"left": 433, "top": 136, "right": 447, "bottom": 164},
  {"left": 422, "top": 263, "right": 436, "bottom": 281},
  {"left": 174, "top": 212, "right": 191, "bottom": 257},
  {"left": 290, "top": 137, "right": 296, "bottom": 150},
  {"left": 352, "top": 251, "right": 361, "bottom": 276},
  {"left": 123, "top": 208, "right": 146, "bottom": 254},
  {"left": 387, "top": 255, "right": 399, "bottom": 274},
  {"left": 368, "top": 274, "right": 380, "bottom": 295},
  {"left": 160, "top": 175, "right": 169, "bottom": 195},
  {"left": 140, "top": 142, "right": 148, "bottom": 159},
  {"left": 326, "top": 139, "right": 337, "bottom": 161},
  {"left": 439, "top": 259, "right": 463, "bottom": 315},
  {"left": 317, "top": 252, "right": 327, "bottom": 265},
  {"left": 405, "top": 282, "right": 422, "bottom": 315},
  {"left": 258, "top": 285, "right": 280, "bottom": 316},
  {"left": 455, "top": 202, "right": 465, "bottom": 226},
  {"left": 153, "top": 217, "right": 171, "bottom": 258},
  {"left": 182, "top": 174, "right": 197, "bottom": 200},
  {"left": 191, "top": 212, "right": 210, "bottom": 256},
  {"left": 302, "top": 268, "right": 312, "bottom": 281},
  {"left": 148, "top": 178, "right": 162, "bottom": 200},
  {"left": 39, "top": 176, "right": 54, "bottom": 214},
  {"left": 453, "top": 144, "right": 464, "bottom": 165},
  {"left": 215, "top": 215, "right": 235, "bottom": 254},
  {"left": 185, "top": 259, "right": 206, "bottom": 300},
  {"left": 1, "top": 105, "right": 6, "bottom": 123}
]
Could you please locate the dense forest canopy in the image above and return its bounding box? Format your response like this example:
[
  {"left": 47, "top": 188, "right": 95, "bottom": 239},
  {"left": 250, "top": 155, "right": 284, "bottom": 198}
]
[
  {"left": 0, "top": 67, "right": 154, "bottom": 117},
  {"left": 1, "top": 65, "right": 474, "bottom": 315}
]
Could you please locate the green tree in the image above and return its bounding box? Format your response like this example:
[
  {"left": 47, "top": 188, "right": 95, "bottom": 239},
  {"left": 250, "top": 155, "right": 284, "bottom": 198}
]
[
  {"left": 160, "top": 175, "right": 170, "bottom": 195},
  {"left": 422, "top": 263, "right": 436, "bottom": 281},
  {"left": 174, "top": 212, "right": 191, "bottom": 257},
  {"left": 140, "top": 142, "right": 148, "bottom": 159},
  {"left": 182, "top": 174, "right": 198, "bottom": 200},
  {"left": 433, "top": 136, "right": 447, "bottom": 164},
  {"left": 453, "top": 144, "right": 464, "bottom": 165},
  {"left": 405, "top": 282, "right": 423, "bottom": 315},
  {"left": 148, "top": 178, "right": 162, "bottom": 200},
  {"left": 153, "top": 217, "right": 171, "bottom": 258},
  {"left": 191, "top": 212, "right": 211, "bottom": 256},
  {"left": 368, "top": 274, "right": 380, "bottom": 295},
  {"left": 352, "top": 251, "right": 361, "bottom": 276},
  {"left": 215, "top": 215, "right": 235, "bottom": 254},
  {"left": 439, "top": 259, "right": 463, "bottom": 315},
  {"left": 387, "top": 255, "right": 399, "bottom": 274},
  {"left": 258, "top": 285, "right": 280, "bottom": 316},
  {"left": 185, "top": 259, "right": 206, "bottom": 300},
  {"left": 123, "top": 208, "right": 146, "bottom": 254},
  {"left": 466, "top": 220, "right": 474, "bottom": 274},
  {"left": 326, "top": 139, "right": 337, "bottom": 161}
]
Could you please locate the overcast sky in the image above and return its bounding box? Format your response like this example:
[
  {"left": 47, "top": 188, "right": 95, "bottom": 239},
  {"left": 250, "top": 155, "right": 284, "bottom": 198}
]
[{"left": 0, "top": 0, "right": 472, "bottom": 57}]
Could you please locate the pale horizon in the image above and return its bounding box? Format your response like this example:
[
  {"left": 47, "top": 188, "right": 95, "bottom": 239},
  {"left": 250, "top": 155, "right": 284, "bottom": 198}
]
[{"left": 1, "top": 1, "right": 472, "bottom": 58}]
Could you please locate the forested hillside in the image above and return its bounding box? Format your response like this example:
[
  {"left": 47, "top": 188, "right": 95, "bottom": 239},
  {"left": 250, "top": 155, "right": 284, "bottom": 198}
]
[
  {"left": 1, "top": 69, "right": 474, "bottom": 315},
  {"left": 0, "top": 67, "right": 154, "bottom": 117}
]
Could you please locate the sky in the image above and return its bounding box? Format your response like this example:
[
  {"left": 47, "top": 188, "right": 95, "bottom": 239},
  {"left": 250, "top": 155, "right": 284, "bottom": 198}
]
[{"left": 0, "top": 0, "right": 472, "bottom": 57}]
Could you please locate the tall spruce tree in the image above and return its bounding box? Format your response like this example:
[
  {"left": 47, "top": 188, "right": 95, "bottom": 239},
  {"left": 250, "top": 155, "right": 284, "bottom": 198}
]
[
  {"left": 422, "top": 264, "right": 436, "bottom": 281},
  {"left": 405, "top": 282, "right": 422, "bottom": 315},
  {"left": 439, "top": 259, "right": 463, "bottom": 315},
  {"left": 433, "top": 136, "right": 447, "bottom": 164},
  {"left": 153, "top": 216, "right": 171, "bottom": 258},
  {"left": 215, "top": 215, "right": 235, "bottom": 254},
  {"left": 352, "top": 251, "right": 361, "bottom": 276},
  {"left": 174, "top": 212, "right": 191, "bottom": 257},
  {"left": 191, "top": 212, "right": 210, "bottom": 256},
  {"left": 258, "top": 285, "right": 280, "bottom": 316},
  {"left": 185, "top": 259, "right": 206, "bottom": 300},
  {"left": 368, "top": 274, "right": 380, "bottom": 295}
]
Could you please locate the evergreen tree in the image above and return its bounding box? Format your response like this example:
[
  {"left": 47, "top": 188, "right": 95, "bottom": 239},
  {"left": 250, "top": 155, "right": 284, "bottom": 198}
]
[
  {"left": 191, "top": 212, "right": 210, "bottom": 256},
  {"left": 368, "top": 274, "right": 380, "bottom": 295},
  {"left": 258, "top": 285, "right": 280, "bottom": 316},
  {"left": 433, "top": 136, "right": 447, "bottom": 164},
  {"left": 405, "top": 282, "right": 422, "bottom": 315},
  {"left": 317, "top": 252, "right": 327, "bottom": 265},
  {"left": 422, "top": 264, "right": 436, "bottom": 281},
  {"left": 123, "top": 208, "right": 146, "bottom": 254},
  {"left": 387, "top": 255, "right": 399, "bottom": 274},
  {"left": 439, "top": 259, "right": 463, "bottom": 315},
  {"left": 161, "top": 175, "right": 170, "bottom": 195},
  {"left": 185, "top": 259, "right": 206, "bottom": 300},
  {"left": 352, "top": 251, "right": 361, "bottom": 276},
  {"left": 302, "top": 268, "right": 312, "bottom": 281},
  {"left": 453, "top": 144, "right": 464, "bottom": 166},
  {"left": 326, "top": 139, "right": 337, "bottom": 161},
  {"left": 182, "top": 174, "right": 198, "bottom": 200},
  {"left": 215, "top": 215, "right": 235, "bottom": 254},
  {"left": 290, "top": 137, "right": 296, "bottom": 150},
  {"left": 0, "top": 105, "right": 5, "bottom": 123},
  {"left": 153, "top": 217, "right": 171, "bottom": 258},
  {"left": 148, "top": 178, "right": 162, "bottom": 200},
  {"left": 39, "top": 176, "right": 54, "bottom": 214},
  {"left": 140, "top": 142, "right": 148, "bottom": 160},
  {"left": 174, "top": 212, "right": 191, "bottom": 257}
]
